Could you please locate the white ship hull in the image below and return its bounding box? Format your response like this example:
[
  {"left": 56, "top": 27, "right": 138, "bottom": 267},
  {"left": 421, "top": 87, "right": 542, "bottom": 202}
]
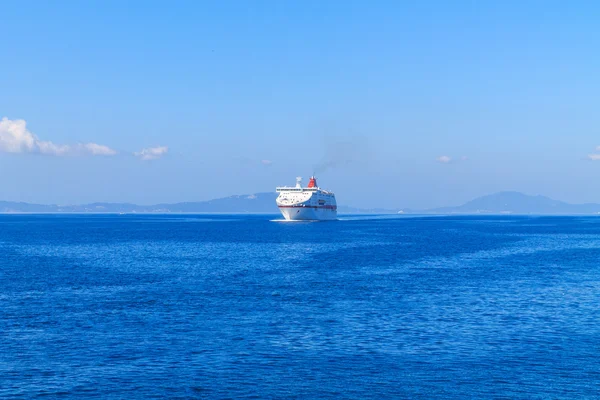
[
  {"left": 276, "top": 176, "right": 337, "bottom": 221},
  {"left": 278, "top": 206, "right": 337, "bottom": 221}
]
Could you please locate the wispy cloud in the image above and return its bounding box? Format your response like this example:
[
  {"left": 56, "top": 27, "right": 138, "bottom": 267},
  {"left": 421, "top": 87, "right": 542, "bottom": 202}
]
[
  {"left": 79, "top": 143, "right": 116, "bottom": 156},
  {"left": 134, "top": 146, "right": 169, "bottom": 160},
  {"left": 0, "top": 117, "right": 116, "bottom": 156},
  {"left": 586, "top": 146, "right": 600, "bottom": 161},
  {"left": 436, "top": 155, "right": 468, "bottom": 164},
  {"left": 234, "top": 157, "right": 274, "bottom": 167}
]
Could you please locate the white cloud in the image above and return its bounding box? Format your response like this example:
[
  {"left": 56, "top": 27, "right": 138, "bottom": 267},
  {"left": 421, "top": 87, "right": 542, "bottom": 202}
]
[
  {"left": 0, "top": 117, "right": 116, "bottom": 156},
  {"left": 586, "top": 146, "right": 600, "bottom": 161},
  {"left": 78, "top": 143, "right": 117, "bottom": 156},
  {"left": 261, "top": 159, "right": 273, "bottom": 166},
  {"left": 134, "top": 146, "right": 168, "bottom": 160},
  {"left": 436, "top": 155, "right": 469, "bottom": 164}
]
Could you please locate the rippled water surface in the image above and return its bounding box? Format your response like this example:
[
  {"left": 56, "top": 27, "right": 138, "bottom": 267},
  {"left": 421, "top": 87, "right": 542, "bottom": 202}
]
[{"left": 1, "top": 214, "right": 599, "bottom": 398}]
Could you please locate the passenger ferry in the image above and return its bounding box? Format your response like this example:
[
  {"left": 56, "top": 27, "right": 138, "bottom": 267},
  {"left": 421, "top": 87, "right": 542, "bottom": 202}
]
[{"left": 276, "top": 176, "right": 337, "bottom": 221}]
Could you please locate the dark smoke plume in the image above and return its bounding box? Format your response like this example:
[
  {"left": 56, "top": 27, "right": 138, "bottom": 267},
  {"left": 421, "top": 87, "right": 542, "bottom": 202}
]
[{"left": 312, "top": 136, "right": 370, "bottom": 175}]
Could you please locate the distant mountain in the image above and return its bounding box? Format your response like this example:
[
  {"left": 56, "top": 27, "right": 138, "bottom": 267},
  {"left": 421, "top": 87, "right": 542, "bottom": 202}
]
[
  {"left": 3, "top": 191, "right": 599, "bottom": 215},
  {"left": 0, "top": 201, "right": 58, "bottom": 213},
  {"left": 0, "top": 193, "right": 279, "bottom": 214},
  {"left": 0, "top": 193, "right": 390, "bottom": 214},
  {"left": 152, "top": 193, "right": 280, "bottom": 213},
  {"left": 422, "top": 191, "right": 600, "bottom": 215}
]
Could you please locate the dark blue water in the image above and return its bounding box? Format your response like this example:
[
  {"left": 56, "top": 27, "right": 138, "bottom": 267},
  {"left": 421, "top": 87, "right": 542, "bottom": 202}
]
[{"left": 1, "top": 214, "right": 599, "bottom": 398}]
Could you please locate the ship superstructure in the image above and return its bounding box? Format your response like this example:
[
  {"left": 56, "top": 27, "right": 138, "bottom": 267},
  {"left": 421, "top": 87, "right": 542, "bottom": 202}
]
[{"left": 276, "top": 176, "right": 337, "bottom": 221}]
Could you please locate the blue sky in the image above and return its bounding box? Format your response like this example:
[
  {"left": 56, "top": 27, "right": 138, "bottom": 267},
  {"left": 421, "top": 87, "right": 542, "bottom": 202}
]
[{"left": 1, "top": 0, "right": 599, "bottom": 208}]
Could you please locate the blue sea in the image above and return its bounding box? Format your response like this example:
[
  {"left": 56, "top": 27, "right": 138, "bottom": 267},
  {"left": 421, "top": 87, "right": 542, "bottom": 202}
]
[{"left": 1, "top": 214, "right": 599, "bottom": 398}]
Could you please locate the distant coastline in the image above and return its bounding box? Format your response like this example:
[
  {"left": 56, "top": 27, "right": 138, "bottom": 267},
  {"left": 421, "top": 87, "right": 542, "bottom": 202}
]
[{"left": 2, "top": 191, "right": 600, "bottom": 215}]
